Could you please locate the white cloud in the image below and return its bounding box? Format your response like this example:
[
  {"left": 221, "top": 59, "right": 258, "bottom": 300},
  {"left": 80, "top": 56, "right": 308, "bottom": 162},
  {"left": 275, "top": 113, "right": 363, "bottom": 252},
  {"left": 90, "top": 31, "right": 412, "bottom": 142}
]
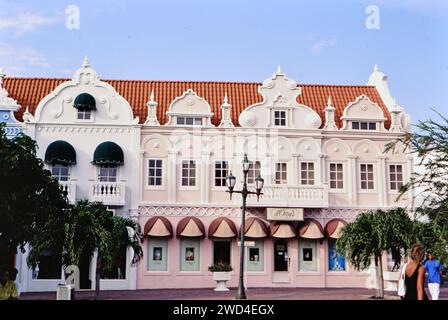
[
  {"left": 0, "top": 42, "right": 49, "bottom": 75},
  {"left": 0, "top": 12, "right": 63, "bottom": 37},
  {"left": 311, "top": 38, "right": 338, "bottom": 54}
]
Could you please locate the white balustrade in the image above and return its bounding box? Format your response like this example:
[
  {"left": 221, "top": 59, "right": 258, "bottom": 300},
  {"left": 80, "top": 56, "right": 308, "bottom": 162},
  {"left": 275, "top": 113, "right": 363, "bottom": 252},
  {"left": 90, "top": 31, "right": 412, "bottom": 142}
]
[
  {"left": 59, "top": 180, "right": 76, "bottom": 204},
  {"left": 89, "top": 181, "right": 126, "bottom": 206},
  {"left": 247, "top": 184, "right": 329, "bottom": 207}
]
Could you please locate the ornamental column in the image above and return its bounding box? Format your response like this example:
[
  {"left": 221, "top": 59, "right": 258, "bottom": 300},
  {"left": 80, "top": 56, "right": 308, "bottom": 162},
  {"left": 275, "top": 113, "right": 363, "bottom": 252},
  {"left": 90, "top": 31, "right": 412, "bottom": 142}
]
[
  {"left": 292, "top": 153, "right": 300, "bottom": 185},
  {"left": 377, "top": 155, "right": 387, "bottom": 207},
  {"left": 347, "top": 155, "right": 358, "bottom": 206},
  {"left": 168, "top": 150, "right": 177, "bottom": 203},
  {"left": 201, "top": 150, "right": 211, "bottom": 204}
]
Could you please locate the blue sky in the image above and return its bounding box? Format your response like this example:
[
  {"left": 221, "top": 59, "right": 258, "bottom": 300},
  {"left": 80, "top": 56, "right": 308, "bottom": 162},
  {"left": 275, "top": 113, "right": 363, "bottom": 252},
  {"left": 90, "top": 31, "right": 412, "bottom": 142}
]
[{"left": 0, "top": 0, "right": 447, "bottom": 123}]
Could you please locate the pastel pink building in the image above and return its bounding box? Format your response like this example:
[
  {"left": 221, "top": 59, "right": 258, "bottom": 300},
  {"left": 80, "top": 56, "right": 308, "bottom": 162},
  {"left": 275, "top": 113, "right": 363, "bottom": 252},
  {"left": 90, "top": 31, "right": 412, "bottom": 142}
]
[
  {"left": 137, "top": 66, "right": 412, "bottom": 290},
  {"left": 2, "top": 62, "right": 412, "bottom": 292}
]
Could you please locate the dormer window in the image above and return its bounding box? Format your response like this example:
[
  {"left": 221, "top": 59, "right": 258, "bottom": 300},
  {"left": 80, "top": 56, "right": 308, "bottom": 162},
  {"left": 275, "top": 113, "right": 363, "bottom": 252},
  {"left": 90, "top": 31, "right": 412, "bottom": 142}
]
[
  {"left": 274, "top": 111, "right": 286, "bottom": 126},
  {"left": 351, "top": 121, "right": 377, "bottom": 130},
  {"left": 176, "top": 116, "right": 203, "bottom": 126},
  {"left": 77, "top": 109, "right": 91, "bottom": 120},
  {"left": 165, "top": 89, "right": 214, "bottom": 127},
  {"left": 74, "top": 92, "right": 96, "bottom": 121}
]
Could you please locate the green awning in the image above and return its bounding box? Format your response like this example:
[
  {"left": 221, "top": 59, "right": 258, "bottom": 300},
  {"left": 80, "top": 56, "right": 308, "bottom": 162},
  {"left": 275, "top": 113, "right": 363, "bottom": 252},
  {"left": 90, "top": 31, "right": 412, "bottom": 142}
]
[
  {"left": 74, "top": 93, "right": 96, "bottom": 110},
  {"left": 92, "top": 141, "right": 124, "bottom": 165},
  {"left": 45, "top": 140, "right": 76, "bottom": 165}
]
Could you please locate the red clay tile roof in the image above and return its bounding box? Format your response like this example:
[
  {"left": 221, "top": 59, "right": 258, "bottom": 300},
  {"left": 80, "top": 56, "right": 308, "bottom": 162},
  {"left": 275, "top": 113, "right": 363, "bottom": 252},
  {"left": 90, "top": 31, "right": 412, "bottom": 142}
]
[{"left": 3, "top": 77, "right": 390, "bottom": 129}]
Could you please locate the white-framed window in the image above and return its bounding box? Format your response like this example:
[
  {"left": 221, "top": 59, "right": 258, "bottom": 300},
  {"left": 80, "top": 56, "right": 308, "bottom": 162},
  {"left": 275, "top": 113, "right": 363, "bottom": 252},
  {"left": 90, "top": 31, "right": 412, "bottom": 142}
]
[
  {"left": 148, "top": 159, "right": 163, "bottom": 186},
  {"left": 247, "top": 161, "right": 261, "bottom": 184},
  {"left": 300, "top": 162, "right": 315, "bottom": 185},
  {"left": 275, "top": 162, "right": 287, "bottom": 184},
  {"left": 351, "top": 121, "right": 377, "bottom": 130},
  {"left": 51, "top": 164, "right": 70, "bottom": 182},
  {"left": 360, "top": 163, "right": 374, "bottom": 190},
  {"left": 214, "top": 161, "right": 228, "bottom": 187},
  {"left": 176, "top": 116, "right": 202, "bottom": 126},
  {"left": 181, "top": 160, "right": 196, "bottom": 187},
  {"left": 329, "top": 163, "right": 344, "bottom": 189},
  {"left": 77, "top": 109, "right": 91, "bottom": 120},
  {"left": 389, "top": 164, "right": 403, "bottom": 191},
  {"left": 98, "top": 165, "right": 117, "bottom": 182},
  {"left": 274, "top": 111, "right": 286, "bottom": 126}
]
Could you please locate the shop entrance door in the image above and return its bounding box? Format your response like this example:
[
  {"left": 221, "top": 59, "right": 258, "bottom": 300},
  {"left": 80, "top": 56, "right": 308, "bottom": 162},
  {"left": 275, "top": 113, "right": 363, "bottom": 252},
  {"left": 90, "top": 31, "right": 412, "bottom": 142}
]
[
  {"left": 79, "top": 253, "right": 92, "bottom": 289},
  {"left": 274, "top": 239, "right": 288, "bottom": 271}
]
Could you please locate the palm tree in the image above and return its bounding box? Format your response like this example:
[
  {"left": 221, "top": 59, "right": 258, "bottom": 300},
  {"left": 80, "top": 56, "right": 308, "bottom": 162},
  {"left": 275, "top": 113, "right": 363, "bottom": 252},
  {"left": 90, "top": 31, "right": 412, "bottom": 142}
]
[
  {"left": 336, "top": 208, "right": 414, "bottom": 299},
  {"left": 61, "top": 200, "right": 143, "bottom": 299}
]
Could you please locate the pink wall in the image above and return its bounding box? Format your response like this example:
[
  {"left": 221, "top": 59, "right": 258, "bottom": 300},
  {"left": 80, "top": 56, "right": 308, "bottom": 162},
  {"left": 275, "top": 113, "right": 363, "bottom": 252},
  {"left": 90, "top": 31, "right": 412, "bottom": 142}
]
[{"left": 136, "top": 216, "right": 372, "bottom": 289}]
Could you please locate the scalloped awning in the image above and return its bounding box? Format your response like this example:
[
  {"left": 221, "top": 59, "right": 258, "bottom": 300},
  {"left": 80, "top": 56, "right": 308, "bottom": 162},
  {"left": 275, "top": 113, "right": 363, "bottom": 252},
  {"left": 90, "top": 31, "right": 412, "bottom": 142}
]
[
  {"left": 44, "top": 140, "right": 76, "bottom": 165},
  {"left": 208, "top": 217, "right": 237, "bottom": 239},
  {"left": 270, "top": 222, "right": 296, "bottom": 239},
  {"left": 176, "top": 217, "right": 206, "bottom": 238},
  {"left": 242, "top": 217, "right": 270, "bottom": 239},
  {"left": 73, "top": 92, "right": 96, "bottom": 110},
  {"left": 92, "top": 141, "right": 124, "bottom": 165},
  {"left": 325, "top": 219, "right": 347, "bottom": 239},
  {"left": 298, "top": 219, "right": 325, "bottom": 239},
  {"left": 144, "top": 216, "right": 173, "bottom": 238}
]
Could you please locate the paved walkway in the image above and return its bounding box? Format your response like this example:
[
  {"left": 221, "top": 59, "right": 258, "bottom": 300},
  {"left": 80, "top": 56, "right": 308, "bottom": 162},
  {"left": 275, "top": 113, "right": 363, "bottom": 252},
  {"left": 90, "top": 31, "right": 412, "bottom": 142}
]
[{"left": 20, "top": 286, "right": 447, "bottom": 300}]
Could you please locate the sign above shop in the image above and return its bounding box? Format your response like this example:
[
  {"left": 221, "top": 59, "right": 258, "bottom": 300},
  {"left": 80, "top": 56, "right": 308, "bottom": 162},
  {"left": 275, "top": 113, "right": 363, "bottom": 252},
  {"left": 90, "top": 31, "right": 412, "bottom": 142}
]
[
  {"left": 267, "top": 208, "right": 304, "bottom": 221},
  {"left": 237, "top": 241, "right": 256, "bottom": 247}
]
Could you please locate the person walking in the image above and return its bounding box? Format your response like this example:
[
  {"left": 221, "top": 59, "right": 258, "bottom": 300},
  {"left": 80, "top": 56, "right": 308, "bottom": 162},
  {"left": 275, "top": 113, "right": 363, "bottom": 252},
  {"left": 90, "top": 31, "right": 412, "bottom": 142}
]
[
  {"left": 424, "top": 251, "right": 442, "bottom": 300},
  {"left": 404, "top": 244, "right": 428, "bottom": 300}
]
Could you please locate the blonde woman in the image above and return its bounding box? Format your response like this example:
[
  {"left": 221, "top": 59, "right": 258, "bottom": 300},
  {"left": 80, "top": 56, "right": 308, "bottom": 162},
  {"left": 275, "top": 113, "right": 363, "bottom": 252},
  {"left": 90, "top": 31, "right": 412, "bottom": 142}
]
[{"left": 404, "top": 244, "right": 429, "bottom": 300}]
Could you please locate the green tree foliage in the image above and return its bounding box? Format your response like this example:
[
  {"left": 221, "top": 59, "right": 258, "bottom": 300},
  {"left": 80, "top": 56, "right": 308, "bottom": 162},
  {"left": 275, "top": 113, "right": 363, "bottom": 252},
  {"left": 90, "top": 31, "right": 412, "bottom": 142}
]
[
  {"left": 28, "top": 200, "right": 143, "bottom": 299},
  {"left": 0, "top": 123, "right": 68, "bottom": 265},
  {"left": 386, "top": 111, "right": 448, "bottom": 264},
  {"left": 337, "top": 208, "right": 414, "bottom": 299}
]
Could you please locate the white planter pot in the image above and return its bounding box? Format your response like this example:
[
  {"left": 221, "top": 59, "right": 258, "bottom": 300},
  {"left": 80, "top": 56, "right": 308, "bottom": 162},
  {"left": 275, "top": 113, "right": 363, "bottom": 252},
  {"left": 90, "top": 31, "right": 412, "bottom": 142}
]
[
  {"left": 383, "top": 271, "right": 400, "bottom": 281},
  {"left": 212, "top": 272, "right": 231, "bottom": 291},
  {"left": 383, "top": 271, "right": 400, "bottom": 291}
]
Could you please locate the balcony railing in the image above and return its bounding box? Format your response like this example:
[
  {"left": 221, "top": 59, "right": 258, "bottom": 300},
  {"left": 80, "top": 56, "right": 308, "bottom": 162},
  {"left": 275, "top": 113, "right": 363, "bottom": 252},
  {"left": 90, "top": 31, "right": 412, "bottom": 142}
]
[
  {"left": 246, "top": 184, "right": 329, "bottom": 208},
  {"left": 59, "top": 180, "right": 76, "bottom": 204},
  {"left": 89, "top": 181, "right": 126, "bottom": 206}
]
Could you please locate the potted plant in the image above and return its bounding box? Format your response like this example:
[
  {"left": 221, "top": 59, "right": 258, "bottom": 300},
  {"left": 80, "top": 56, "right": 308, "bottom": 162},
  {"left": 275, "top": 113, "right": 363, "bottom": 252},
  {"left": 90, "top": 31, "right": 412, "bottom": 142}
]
[{"left": 208, "top": 262, "right": 233, "bottom": 291}]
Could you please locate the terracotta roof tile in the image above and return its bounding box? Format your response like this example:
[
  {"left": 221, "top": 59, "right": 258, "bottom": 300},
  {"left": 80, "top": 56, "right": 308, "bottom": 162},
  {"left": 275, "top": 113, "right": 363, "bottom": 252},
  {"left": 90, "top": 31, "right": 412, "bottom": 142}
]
[{"left": 3, "top": 77, "right": 390, "bottom": 129}]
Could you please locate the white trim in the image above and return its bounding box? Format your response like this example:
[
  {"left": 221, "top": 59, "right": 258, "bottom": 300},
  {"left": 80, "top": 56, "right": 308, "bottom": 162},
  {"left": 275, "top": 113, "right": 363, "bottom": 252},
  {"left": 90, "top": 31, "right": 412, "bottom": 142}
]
[
  {"left": 327, "top": 161, "right": 346, "bottom": 193},
  {"left": 358, "top": 162, "right": 377, "bottom": 193},
  {"left": 178, "top": 159, "right": 199, "bottom": 190},
  {"left": 145, "top": 157, "right": 166, "bottom": 190}
]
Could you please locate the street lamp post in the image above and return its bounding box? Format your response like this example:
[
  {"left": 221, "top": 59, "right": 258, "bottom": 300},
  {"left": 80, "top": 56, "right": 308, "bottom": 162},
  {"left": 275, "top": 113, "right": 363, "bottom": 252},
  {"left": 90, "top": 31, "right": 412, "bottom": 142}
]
[{"left": 226, "top": 154, "right": 264, "bottom": 300}]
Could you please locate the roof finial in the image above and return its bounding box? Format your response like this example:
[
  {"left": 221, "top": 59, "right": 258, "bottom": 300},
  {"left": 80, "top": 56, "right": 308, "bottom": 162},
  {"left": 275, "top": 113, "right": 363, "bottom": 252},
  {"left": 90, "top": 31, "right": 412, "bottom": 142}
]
[
  {"left": 373, "top": 64, "right": 378, "bottom": 72},
  {"left": 150, "top": 89, "right": 155, "bottom": 102},
  {"left": 276, "top": 65, "right": 283, "bottom": 74},
  {"left": 82, "top": 55, "right": 90, "bottom": 68},
  {"left": 223, "top": 92, "right": 229, "bottom": 104},
  {"left": 326, "top": 95, "right": 335, "bottom": 110}
]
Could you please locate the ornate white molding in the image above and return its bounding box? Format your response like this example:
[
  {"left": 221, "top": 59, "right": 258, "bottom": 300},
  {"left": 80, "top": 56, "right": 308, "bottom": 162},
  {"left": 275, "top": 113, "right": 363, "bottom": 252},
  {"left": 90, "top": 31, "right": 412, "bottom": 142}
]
[
  {"left": 36, "top": 125, "right": 133, "bottom": 134},
  {"left": 138, "top": 206, "right": 265, "bottom": 218}
]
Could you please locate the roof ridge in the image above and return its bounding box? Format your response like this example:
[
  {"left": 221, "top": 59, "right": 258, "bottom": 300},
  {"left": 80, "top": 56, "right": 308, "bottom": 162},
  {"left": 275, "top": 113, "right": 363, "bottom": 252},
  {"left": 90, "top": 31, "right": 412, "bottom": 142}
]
[{"left": 5, "top": 77, "right": 375, "bottom": 88}]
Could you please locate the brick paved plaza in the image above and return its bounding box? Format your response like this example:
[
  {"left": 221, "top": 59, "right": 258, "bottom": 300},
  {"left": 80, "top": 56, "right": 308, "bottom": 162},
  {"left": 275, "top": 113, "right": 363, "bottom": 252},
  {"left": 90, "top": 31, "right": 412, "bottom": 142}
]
[{"left": 20, "top": 286, "right": 447, "bottom": 300}]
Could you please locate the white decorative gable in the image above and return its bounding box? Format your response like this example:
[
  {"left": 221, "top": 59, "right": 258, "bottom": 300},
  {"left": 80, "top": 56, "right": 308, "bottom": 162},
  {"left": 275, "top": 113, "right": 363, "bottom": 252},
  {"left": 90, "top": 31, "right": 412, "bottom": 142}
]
[
  {"left": 165, "top": 89, "right": 214, "bottom": 127},
  {"left": 341, "top": 95, "right": 386, "bottom": 131},
  {"left": 32, "top": 57, "right": 138, "bottom": 125},
  {"left": 238, "top": 67, "right": 321, "bottom": 129}
]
